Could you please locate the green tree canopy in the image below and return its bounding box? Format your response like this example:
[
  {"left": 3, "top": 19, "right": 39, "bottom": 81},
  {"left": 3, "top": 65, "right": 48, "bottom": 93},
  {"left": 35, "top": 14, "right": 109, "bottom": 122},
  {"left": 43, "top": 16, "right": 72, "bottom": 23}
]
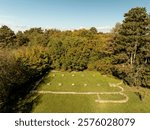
[
  {"left": 113, "top": 7, "right": 150, "bottom": 87},
  {"left": 0, "top": 25, "right": 16, "bottom": 48}
]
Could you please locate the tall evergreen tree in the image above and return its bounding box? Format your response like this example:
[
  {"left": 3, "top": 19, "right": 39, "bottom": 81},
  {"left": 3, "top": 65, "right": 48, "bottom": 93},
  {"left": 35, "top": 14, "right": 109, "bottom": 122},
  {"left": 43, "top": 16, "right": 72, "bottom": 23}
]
[{"left": 113, "top": 7, "right": 150, "bottom": 87}]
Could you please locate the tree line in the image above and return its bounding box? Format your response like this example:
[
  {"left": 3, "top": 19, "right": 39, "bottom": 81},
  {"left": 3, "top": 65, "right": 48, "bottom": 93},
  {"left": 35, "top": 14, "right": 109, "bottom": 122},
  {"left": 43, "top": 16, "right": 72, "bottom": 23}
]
[{"left": 0, "top": 7, "right": 149, "bottom": 112}]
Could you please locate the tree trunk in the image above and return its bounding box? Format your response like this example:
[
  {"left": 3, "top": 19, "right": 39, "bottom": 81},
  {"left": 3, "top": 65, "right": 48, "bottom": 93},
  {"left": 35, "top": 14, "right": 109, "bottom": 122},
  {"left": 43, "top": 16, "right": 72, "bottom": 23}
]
[
  {"left": 130, "top": 53, "right": 133, "bottom": 65},
  {"left": 133, "top": 43, "right": 137, "bottom": 64}
]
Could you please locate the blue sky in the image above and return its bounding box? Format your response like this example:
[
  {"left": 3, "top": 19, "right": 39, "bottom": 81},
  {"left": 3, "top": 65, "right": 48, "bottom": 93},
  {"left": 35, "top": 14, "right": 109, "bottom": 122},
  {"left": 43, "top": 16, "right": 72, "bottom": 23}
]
[{"left": 0, "top": 0, "right": 150, "bottom": 32}]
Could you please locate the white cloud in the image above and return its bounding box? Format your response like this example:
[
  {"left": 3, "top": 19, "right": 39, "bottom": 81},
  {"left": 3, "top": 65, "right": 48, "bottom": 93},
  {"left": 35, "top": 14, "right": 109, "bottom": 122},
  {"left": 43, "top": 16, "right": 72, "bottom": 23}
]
[
  {"left": 54, "top": 26, "right": 113, "bottom": 33},
  {"left": 0, "top": 15, "right": 113, "bottom": 33},
  {"left": 0, "top": 15, "right": 30, "bottom": 32},
  {"left": 0, "top": 24, "right": 113, "bottom": 33},
  {"left": 0, "top": 24, "right": 30, "bottom": 33},
  {"left": 97, "top": 26, "right": 113, "bottom": 33},
  {"left": 11, "top": 25, "right": 31, "bottom": 32}
]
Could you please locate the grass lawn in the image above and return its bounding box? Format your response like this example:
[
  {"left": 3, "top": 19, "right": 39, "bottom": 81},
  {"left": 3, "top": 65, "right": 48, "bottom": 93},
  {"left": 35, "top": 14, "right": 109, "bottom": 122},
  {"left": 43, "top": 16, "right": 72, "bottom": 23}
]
[
  {"left": 23, "top": 71, "right": 150, "bottom": 113},
  {"left": 37, "top": 71, "right": 121, "bottom": 92}
]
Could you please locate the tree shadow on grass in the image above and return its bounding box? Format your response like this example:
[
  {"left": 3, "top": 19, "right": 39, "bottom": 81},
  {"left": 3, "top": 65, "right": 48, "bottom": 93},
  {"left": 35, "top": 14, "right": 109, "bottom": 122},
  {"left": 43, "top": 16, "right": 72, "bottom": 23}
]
[
  {"left": 16, "top": 72, "right": 53, "bottom": 113},
  {"left": 15, "top": 92, "right": 41, "bottom": 113},
  {"left": 1, "top": 71, "right": 51, "bottom": 113},
  {"left": 0, "top": 70, "right": 52, "bottom": 113},
  {"left": 0, "top": 83, "right": 42, "bottom": 113}
]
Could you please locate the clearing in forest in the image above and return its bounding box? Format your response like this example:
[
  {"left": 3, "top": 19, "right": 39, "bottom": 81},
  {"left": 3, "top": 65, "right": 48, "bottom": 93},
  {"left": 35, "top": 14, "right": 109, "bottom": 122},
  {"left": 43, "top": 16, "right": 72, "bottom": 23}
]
[
  {"left": 32, "top": 71, "right": 128, "bottom": 104},
  {"left": 29, "top": 71, "right": 150, "bottom": 112}
]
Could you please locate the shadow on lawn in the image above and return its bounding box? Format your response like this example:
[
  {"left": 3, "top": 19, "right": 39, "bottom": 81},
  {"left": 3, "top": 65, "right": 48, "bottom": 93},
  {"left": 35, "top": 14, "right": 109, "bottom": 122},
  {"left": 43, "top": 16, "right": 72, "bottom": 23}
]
[
  {"left": 1, "top": 71, "right": 50, "bottom": 113},
  {"left": 15, "top": 92, "right": 41, "bottom": 113},
  {"left": 0, "top": 82, "right": 42, "bottom": 113}
]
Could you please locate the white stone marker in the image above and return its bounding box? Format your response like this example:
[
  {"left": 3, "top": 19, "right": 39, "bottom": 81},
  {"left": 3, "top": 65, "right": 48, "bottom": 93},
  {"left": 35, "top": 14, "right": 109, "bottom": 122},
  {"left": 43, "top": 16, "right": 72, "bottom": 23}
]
[
  {"left": 58, "top": 83, "right": 62, "bottom": 86},
  {"left": 47, "top": 83, "right": 50, "bottom": 86},
  {"left": 84, "top": 84, "right": 87, "bottom": 87},
  {"left": 97, "top": 83, "right": 100, "bottom": 86}
]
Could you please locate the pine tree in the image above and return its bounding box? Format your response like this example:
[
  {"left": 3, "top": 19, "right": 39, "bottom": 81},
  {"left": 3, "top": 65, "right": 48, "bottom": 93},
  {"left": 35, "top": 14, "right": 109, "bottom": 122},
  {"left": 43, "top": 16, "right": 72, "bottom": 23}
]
[{"left": 113, "top": 7, "right": 150, "bottom": 87}]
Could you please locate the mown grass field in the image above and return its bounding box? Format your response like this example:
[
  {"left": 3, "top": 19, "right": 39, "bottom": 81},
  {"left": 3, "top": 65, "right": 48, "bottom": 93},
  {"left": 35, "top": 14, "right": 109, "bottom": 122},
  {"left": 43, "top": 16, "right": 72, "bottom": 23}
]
[
  {"left": 28, "top": 71, "right": 150, "bottom": 113},
  {"left": 37, "top": 71, "right": 121, "bottom": 92}
]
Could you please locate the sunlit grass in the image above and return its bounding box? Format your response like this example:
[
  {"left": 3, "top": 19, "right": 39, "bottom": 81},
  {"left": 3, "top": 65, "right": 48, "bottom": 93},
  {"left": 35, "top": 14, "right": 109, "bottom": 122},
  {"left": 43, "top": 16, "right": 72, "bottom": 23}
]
[{"left": 32, "top": 71, "right": 150, "bottom": 113}]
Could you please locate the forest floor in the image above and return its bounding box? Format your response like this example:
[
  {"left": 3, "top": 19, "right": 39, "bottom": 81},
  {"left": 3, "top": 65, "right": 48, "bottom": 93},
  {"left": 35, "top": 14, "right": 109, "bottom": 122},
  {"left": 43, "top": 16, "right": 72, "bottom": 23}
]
[{"left": 20, "top": 71, "right": 150, "bottom": 113}]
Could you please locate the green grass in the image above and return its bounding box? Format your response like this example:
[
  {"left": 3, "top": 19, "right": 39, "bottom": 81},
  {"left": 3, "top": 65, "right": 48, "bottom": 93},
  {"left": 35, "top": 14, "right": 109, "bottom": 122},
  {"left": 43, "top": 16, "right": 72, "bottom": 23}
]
[
  {"left": 99, "top": 94, "right": 125, "bottom": 100},
  {"left": 28, "top": 71, "right": 150, "bottom": 113},
  {"left": 38, "top": 71, "right": 121, "bottom": 92}
]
